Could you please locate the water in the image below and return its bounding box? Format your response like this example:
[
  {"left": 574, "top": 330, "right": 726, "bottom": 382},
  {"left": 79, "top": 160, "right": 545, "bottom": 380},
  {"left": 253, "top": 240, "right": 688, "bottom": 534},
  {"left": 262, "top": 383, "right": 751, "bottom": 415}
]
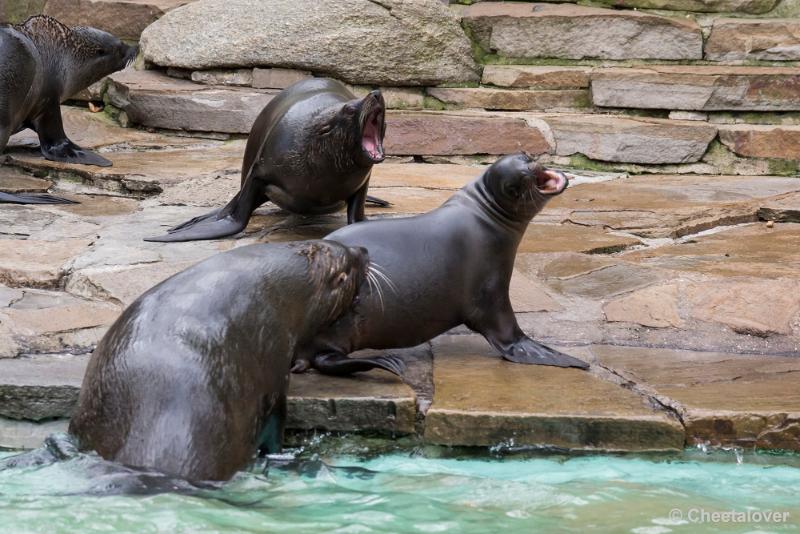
[{"left": 1, "top": 445, "right": 799, "bottom": 533}]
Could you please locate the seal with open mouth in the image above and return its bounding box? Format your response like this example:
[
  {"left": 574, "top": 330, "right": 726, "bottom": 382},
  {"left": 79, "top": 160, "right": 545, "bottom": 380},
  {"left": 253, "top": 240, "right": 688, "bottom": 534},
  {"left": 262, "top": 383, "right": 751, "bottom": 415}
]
[
  {"left": 146, "top": 78, "right": 388, "bottom": 242},
  {"left": 0, "top": 15, "right": 137, "bottom": 204},
  {"left": 293, "top": 153, "right": 588, "bottom": 377},
  {"left": 69, "top": 240, "right": 369, "bottom": 482}
]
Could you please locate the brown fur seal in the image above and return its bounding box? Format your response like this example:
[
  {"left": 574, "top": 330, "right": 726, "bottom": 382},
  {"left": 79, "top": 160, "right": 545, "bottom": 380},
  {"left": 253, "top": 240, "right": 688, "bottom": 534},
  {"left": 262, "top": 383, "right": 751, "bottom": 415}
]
[
  {"left": 293, "top": 153, "right": 589, "bottom": 376},
  {"left": 69, "top": 240, "right": 369, "bottom": 482},
  {"left": 146, "top": 78, "right": 388, "bottom": 242},
  {"left": 0, "top": 15, "right": 136, "bottom": 204}
]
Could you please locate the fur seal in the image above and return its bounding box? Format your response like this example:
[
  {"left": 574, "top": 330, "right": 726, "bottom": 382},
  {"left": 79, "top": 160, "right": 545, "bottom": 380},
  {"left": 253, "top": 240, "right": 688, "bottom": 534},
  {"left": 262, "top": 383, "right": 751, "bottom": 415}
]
[
  {"left": 293, "top": 153, "right": 589, "bottom": 376},
  {"left": 69, "top": 240, "right": 369, "bottom": 482},
  {"left": 146, "top": 78, "right": 388, "bottom": 243},
  {"left": 0, "top": 16, "right": 136, "bottom": 204}
]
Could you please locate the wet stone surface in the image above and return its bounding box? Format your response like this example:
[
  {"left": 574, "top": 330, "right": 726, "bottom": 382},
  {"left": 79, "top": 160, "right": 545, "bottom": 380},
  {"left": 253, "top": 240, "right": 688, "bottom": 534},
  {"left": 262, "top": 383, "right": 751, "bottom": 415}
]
[{"left": 1, "top": 107, "right": 799, "bottom": 451}]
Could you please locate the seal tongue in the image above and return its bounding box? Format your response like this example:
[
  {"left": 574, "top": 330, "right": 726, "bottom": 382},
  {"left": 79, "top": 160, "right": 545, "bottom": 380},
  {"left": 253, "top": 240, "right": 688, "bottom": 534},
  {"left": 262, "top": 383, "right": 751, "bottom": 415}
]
[
  {"left": 534, "top": 168, "right": 568, "bottom": 195},
  {"left": 362, "top": 109, "right": 384, "bottom": 162}
]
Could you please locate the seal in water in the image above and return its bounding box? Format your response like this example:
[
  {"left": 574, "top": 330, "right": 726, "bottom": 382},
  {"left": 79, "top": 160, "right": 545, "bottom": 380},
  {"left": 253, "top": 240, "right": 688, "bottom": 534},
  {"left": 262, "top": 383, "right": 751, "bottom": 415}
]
[
  {"left": 293, "top": 153, "right": 589, "bottom": 376},
  {"left": 69, "top": 240, "right": 369, "bottom": 482},
  {"left": 145, "top": 78, "right": 388, "bottom": 242},
  {"left": 0, "top": 16, "right": 137, "bottom": 204}
]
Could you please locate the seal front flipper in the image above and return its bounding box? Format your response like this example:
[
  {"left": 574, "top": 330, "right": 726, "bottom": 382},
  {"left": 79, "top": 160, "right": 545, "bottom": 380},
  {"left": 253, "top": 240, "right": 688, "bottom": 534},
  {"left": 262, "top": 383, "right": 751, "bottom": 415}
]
[
  {"left": 310, "top": 352, "right": 406, "bottom": 377},
  {"left": 32, "top": 105, "right": 112, "bottom": 167},
  {"left": 365, "top": 195, "right": 391, "bottom": 208},
  {"left": 0, "top": 191, "right": 78, "bottom": 204},
  {"left": 144, "top": 179, "right": 265, "bottom": 242},
  {"left": 497, "top": 337, "right": 589, "bottom": 369}
]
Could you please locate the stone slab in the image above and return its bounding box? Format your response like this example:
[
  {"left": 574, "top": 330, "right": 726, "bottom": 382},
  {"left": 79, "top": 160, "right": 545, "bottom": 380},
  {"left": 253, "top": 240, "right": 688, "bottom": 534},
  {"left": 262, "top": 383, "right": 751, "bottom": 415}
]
[
  {"left": 424, "top": 335, "right": 684, "bottom": 450},
  {"left": 543, "top": 114, "right": 717, "bottom": 164},
  {"left": 706, "top": 18, "right": 800, "bottom": 62},
  {"left": 0, "top": 355, "right": 86, "bottom": 420},
  {"left": 427, "top": 87, "right": 588, "bottom": 111},
  {"left": 385, "top": 111, "right": 552, "bottom": 156},
  {"left": 107, "top": 69, "right": 277, "bottom": 133},
  {"left": 622, "top": 222, "right": 800, "bottom": 279},
  {"left": 252, "top": 68, "right": 313, "bottom": 90},
  {"left": 460, "top": 3, "right": 702, "bottom": 60},
  {"left": 519, "top": 223, "right": 642, "bottom": 255},
  {"left": 718, "top": 125, "right": 800, "bottom": 161},
  {"left": 0, "top": 239, "right": 92, "bottom": 289},
  {"left": 481, "top": 65, "right": 592, "bottom": 89},
  {"left": 594, "top": 345, "right": 800, "bottom": 450},
  {"left": 0, "top": 418, "right": 69, "bottom": 450},
  {"left": 591, "top": 66, "right": 800, "bottom": 112},
  {"left": 758, "top": 193, "right": 800, "bottom": 223},
  {"left": 288, "top": 372, "right": 416, "bottom": 435},
  {"left": 547, "top": 174, "right": 800, "bottom": 238},
  {"left": 581, "top": 0, "right": 778, "bottom": 12}
]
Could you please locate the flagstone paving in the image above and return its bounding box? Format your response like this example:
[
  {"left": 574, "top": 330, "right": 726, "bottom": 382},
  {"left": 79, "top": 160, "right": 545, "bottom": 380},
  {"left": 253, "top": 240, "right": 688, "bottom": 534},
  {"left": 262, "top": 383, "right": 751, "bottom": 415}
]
[{"left": 1, "top": 106, "right": 799, "bottom": 452}]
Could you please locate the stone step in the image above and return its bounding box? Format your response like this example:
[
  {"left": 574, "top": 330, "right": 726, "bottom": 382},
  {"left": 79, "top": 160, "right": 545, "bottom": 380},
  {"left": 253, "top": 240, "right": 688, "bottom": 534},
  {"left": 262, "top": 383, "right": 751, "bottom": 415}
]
[
  {"left": 718, "top": 124, "right": 800, "bottom": 161},
  {"left": 706, "top": 18, "right": 800, "bottom": 62},
  {"left": 427, "top": 87, "right": 588, "bottom": 111},
  {"left": 458, "top": 2, "right": 702, "bottom": 61},
  {"left": 423, "top": 335, "right": 685, "bottom": 451},
  {"left": 2, "top": 0, "right": 191, "bottom": 41},
  {"left": 481, "top": 65, "right": 592, "bottom": 89},
  {"left": 0, "top": 355, "right": 415, "bottom": 446},
  {"left": 591, "top": 66, "right": 800, "bottom": 112},
  {"left": 450, "top": 0, "right": 779, "bottom": 14},
  {"left": 595, "top": 345, "right": 800, "bottom": 450}
]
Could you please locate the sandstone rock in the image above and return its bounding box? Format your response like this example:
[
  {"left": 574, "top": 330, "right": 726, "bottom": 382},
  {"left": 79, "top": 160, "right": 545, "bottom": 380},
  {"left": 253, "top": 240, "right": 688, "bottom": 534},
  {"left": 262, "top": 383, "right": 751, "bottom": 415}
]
[
  {"left": 758, "top": 193, "right": 800, "bottom": 223},
  {"left": 424, "top": 335, "right": 683, "bottom": 450},
  {"left": 288, "top": 372, "right": 416, "bottom": 434},
  {"left": 190, "top": 69, "right": 254, "bottom": 86},
  {"left": 2, "top": 0, "right": 189, "bottom": 40},
  {"left": 685, "top": 279, "right": 800, "bottom": 337},
  {"left": 141, "top": 0, "right": 479, "bottom": 86},
  {"left": 546, "top": 263, "right": 665, "bottom": 300},
  {"left": 252, "top": 68, "right": 313, "bottom": 89},
  {"left": 385, "top": 111, "right": 551, "bottom": 156},
  {"left": 520, "top": 224, "right": 641, "bottom": 255},
  {"left": 460, "top": 3, "right": 702, "bottom": 60},
  {"left": 371, "top": 162, "right": 479, "bottom": 190},
  {"left": 604, "top": 284, "right": 683, "bottom": 328},
  {"left": 0, "top": 239, "right": 91, "bottom": 289},
  {"left": 481, "top": 65, "right": 591, "bottom": 89},
  {"left": 107, "top": 69, "right": 276, "bottom": 133},
  {"left": 544, "top": 114, "right": 717, "bottom": 164},
  {"left": 591, "top": 66, "right": 800, "bottom": 111},
  {"left": 0, "top": 355, "right": 86, "bottom": 420},
  {"left": 0, "top": 169, "right": 51, "bottom": 194},
  {"left": 349, "top": 86, "right": 425, "bottom": 110},
  {"left": 595, "top": 345, "right": 800, "bottom": 450},
  {"left": 586, "top": 0, "right": 778, "bottom": 12},
  {"left": 427, "top": 87, "right": 588, "bottom": 111},
  {"left": 622, "top": 223, "right": 800, "bottom": 280},
  {"left": 706, "top": 18, "right": 800, "bottom": 62},
  {"left": 669, "top": 111, "right": 708, "bottom": 121},
  {"left": 718, "top": 125, "right": 800, "bottom": 160},
  {"left": 509, "top": 270, "right": 563, "bottom": 312}
]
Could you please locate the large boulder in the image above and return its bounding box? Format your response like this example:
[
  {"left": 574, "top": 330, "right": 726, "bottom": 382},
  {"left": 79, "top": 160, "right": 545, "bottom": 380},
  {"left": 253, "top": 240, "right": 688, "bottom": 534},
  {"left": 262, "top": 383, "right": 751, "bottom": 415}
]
[{"left": 140, "top": 0, "right": 480, "bottom": 86}]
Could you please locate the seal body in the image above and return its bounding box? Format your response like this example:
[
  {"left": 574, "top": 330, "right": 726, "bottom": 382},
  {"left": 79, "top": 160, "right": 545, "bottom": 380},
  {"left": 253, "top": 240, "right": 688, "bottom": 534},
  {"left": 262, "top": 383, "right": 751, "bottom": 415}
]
[
  {"left": 296, "top": 153, "right": 589, "bottom": 376},
  {"left": 69, "top": 240, "right": 368, "bottom": 482},
  {"left": 146, "top": 78, "right": 387, "bottom": 242},
  {"left": 0, "top": 16, "right": 136, "bottom": 188}
]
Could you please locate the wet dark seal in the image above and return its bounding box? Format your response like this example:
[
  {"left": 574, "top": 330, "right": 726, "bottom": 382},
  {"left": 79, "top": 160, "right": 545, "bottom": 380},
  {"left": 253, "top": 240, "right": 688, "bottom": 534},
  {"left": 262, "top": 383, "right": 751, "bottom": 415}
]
[
  {"left": 146, "top": 78, "right": 388, "bottom": 242},
  {"left": 294, "top": 153, "right": 589, "bottom": 376},
  {"left": 0, "top": 16, "right": 136, "bottom": 204},
  {"left": 69, "top": 240, "right": 369, "bottom": 482}
]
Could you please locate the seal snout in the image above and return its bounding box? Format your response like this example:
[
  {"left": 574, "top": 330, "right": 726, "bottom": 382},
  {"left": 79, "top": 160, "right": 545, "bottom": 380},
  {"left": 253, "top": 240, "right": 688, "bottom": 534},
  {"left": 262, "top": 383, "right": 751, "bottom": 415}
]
[
  {"left": 360, "top": 91, "right": 385, "bottom": 163},
  {"left": 531, "top": 165, "right": 568, "bottom": 196}
]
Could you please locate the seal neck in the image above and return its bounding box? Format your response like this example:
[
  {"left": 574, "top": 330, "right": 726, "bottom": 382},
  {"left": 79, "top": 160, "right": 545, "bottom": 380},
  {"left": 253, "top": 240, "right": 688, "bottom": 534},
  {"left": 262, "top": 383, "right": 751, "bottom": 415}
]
[{"left": 459, "top": 177, "right": 531, "bottom": 237}]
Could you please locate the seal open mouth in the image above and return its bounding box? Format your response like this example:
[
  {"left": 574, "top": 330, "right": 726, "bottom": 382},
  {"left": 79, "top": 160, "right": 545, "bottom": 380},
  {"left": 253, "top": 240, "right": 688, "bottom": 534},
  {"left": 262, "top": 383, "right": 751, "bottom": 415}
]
[
  {"left": 532, "top": 167, "right": 568, "bottom": 195},
  {"left": 361, "top": 94, "right": 385, "bottom": 163}
]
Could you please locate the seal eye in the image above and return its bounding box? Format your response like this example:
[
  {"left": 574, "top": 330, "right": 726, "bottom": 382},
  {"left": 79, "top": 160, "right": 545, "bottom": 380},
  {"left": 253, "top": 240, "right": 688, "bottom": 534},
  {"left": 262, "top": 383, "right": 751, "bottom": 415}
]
[
  {"left": 505, "top": 183, "right": 521, "bottom": 198},
  {"left": 94, "top": 48, "right": 105, "bottom": 57}
]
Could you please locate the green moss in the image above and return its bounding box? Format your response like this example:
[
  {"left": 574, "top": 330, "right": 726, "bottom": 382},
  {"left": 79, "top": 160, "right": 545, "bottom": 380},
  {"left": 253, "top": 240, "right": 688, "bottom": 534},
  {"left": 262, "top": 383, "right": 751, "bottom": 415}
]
[
  {"left": 3, "top": 0, "right": 46, "bottom": 24},
  {"left": 768, "top": 159, "right": 800, "bottom": 176},
  {"left": 566, "top": 154, "right": 623, "bottom": 173},
  {"left": 422, "top": 96, "right": 447, "bottom": 111}
]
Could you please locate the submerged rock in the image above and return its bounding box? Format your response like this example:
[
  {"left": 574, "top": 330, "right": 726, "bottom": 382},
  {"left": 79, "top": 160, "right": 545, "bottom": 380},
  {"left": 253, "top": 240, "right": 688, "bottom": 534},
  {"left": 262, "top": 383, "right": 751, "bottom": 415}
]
[{"left": 140, "top": 0, "right": 479, "bottom": 86}]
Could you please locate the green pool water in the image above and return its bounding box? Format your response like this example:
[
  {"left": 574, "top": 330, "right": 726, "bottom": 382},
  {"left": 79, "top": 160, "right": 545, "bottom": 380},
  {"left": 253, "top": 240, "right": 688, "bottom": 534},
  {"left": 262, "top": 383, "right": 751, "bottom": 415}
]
[{"left": 1, "top": 444, "right": 799, "bottom": 533}]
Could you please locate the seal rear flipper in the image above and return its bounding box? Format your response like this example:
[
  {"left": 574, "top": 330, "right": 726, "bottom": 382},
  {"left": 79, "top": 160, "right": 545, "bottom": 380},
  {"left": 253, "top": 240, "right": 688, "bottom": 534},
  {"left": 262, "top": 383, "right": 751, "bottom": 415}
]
[
  {"left": 311, "top": 352, "right": 406, "bottom": 377},
  {"left": 145, "top": 178, "right": 265, "bottom": 242},
  {"left": 0, "top": 191, "right": 79, "bottom": 204},
  {"left": 365, "top": 195, "right": 391, "bottom": 208},
  {"left": 497, "top": 337, "right": 589, "bottom": 369},
  {"left": 41, "top": 141, "right": 113, "bottom": 167}
]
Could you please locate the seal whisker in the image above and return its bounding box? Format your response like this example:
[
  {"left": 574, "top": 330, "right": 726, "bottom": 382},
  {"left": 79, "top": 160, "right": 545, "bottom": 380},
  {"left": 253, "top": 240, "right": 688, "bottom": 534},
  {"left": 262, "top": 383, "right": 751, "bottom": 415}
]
[
  {"left": 366, "top": 270, "right": 385, "bottom": 312},
  {"left": 369, "top": 263, "right": 398, "bottom": 294}
]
